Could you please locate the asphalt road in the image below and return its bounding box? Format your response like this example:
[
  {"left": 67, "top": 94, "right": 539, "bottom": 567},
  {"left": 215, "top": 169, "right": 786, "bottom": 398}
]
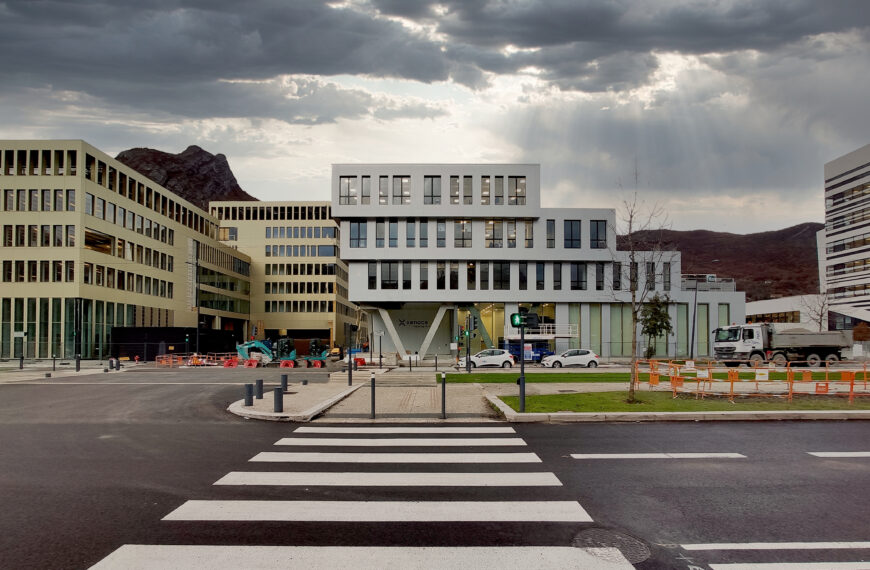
[{"left": 0, "top": 369, "right": 868, "bottom": 569}]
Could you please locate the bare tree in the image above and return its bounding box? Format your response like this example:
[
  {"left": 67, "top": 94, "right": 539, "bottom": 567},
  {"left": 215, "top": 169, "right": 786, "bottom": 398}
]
[
  {"left": 799, "top": 293, "right": 830, "bottom": 332},
  {"left": 611, "top": 191, "right": 677, "bottom": 403}
]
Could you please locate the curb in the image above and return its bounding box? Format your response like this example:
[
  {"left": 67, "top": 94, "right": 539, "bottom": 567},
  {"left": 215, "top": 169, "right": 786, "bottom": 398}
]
[
  {"left": 485, "top": 394, "right": 870, "bottom": 422},
  {"left": 227, "top": 383, "right": 365, "bottom": 422}
]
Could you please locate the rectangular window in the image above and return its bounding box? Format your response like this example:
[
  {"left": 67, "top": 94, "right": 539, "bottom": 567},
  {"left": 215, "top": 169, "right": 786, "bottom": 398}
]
[
  {"left": 546, "top": 219, "right": 555, "bottom": 248},
  {"left": 388, "top": 219, "right": 398, "bottom": 247},
  {"left": 663, "top": 262, "right": 671, "bottom": 291},
  {"left": 436, "top": 219, "right": 446, "bottom": 247},
  {"left": 480, "top": 262, "right": 489, "bottom": 290},
  {"left": 349, "top": 221, "right": 367, "bottom": 248},
  {"left": 54, "top": 189, "right": 63, "bottom": 211},
  {"left": 485, "top": 219, "right": 503, "bottom": 248},
  {"left": 379, "top": 176, "right": 389, "bottom": 205},
  {"left": 525, "top": 221, "right": 534, "bottom": 248},
  {"left": 436, "top": 261, "right": 446, "bottom": 289},
  {"left": 467, "top": 261, "right": 476, "bottom": 290},
  {"left": 402, "top": 262, "right": 411, "bottom": 289},
  {"left": 480, "top": 176, "right": 491, "bottom": 205},
  {"left": 590, "top": 220, "right": 607, "bottom": 249},
  {"left": 419, "top": 219, "right": 428, "bottom": 247},
  {"left": 42, "top": 189, "right": 51, "bottom": 211},
  {"left": 518, "top": 262, "right": 527, "bottom": 290},
  {"left": 596, "top": 262, "right": 605, "bottom": 291},
  {"left": 494, "top": 176, "right": 504, "bottom": 205},
  {"left": 508, "top": 176, "right": 526, "bottom": 205},
  {"left": 4, "top": 189, "right": 13, "bottom": 211},
  {"left": 424, "top": 176, "right": 441, "bottom": 204},
  {"left": 646, "top": 262, "right": 656, "bottom": 290},
  {"left": 339, "top": 176, "right": 357, "bottom": 205},
  {"left": 454, "top": 220, "right": 472, "bottom": 247},
  {"left": 419, "top": 262, "right": 428, "bottom": 290},
  {"left": 66, "top": 189, "right": 75, "bottom": 211},
  {"left": 463, "top": 176, "right": 473, "bottom": 205},
  {"left": 554, "top": 262, "right": 562, "bottom": 290},
  {"left": 450, "top": 261, "right": 459, "bottom": 290},
  {"left": 29, "top": 189, "right": 39, "bottom": 211},
  {"left": 361, "top": 176, "right": 371, "bottom": 205},
  {"left": 613, "top": 262, "right": 622, "bottom": 290},
  {"left": 493, "top": 261, "right": 510, "bottom": 290},
  {"left": 381, "top": 261, "right": 398, "bottom": 289},
  {"left": 84, "top": 193, "right": 94, "bottom": 216},
  {"left": 571, "top": 262, "right": 587, "bottom": 290},
  {"left": 536, "top": 263, "right": 545, "bottom": 290},
  {"left": 450, "top": 176, "right": 460, "bottom": 205},
  {"left": 406, "top": 219, "right": 416, "bottom": 247},
  {"left": 564, "top": 220, "right": 581, "bottom": 248},
  {"left": 393, "top": 176, "right": 410, "bottom": 205},
  {"left": 506, "top": 219, "right": 516, "bottom": 248}
]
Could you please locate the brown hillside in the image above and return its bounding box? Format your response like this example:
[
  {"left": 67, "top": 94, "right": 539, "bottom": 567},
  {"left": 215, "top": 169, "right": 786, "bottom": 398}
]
[
  {"left": 620, "top": 222, "right": 822, "bottom": 302},
  {"left": 116, "top": 145, "right": 258, "bottom": 211}
]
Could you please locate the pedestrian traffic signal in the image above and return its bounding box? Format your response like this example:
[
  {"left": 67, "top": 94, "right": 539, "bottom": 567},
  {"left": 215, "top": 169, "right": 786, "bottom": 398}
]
[
  {"left": 510, "top": 312, "right": 540, "bottom": 328},
  {"left": 470, "top": 316, "right": 478, "bottom": 331}
]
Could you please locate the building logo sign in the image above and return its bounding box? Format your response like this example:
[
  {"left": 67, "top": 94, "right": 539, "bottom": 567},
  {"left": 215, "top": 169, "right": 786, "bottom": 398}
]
[{"left": 398, "top": 319, "right": 429, "bottom": 328}]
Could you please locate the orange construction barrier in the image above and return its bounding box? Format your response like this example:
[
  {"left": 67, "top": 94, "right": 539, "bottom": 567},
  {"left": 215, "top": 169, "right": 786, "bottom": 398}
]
[
  {"left": 223, "top": 358, "right": 238, "bottom": 368},
  {"left": 243, "top": 359, "right": 258, "bottom": 368},
  {"left": 280, "top": 360, "right": 295, "bottom": 368},
  {"left": 311, "top": 360, "right": 323, "bottom": 368}
]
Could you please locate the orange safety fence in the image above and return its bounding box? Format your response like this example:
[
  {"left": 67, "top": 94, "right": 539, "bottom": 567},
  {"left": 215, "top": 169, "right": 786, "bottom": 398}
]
[
  {"left": 155, "top": 354, "right": 184, "bottom": 367},
  {"left": 279, "top": 359, "right": 296, "bottom": 368},
  {"left": 223, "top": 358, "right": 239, "bottom": 368},
  {"left": 243, "top": 359, "right": 259, "bottom": 368}
]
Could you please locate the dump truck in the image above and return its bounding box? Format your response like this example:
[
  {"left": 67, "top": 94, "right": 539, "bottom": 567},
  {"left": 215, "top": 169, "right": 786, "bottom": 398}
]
[{"left": 712, "top": 323, "right": 852, "bottom": 367}]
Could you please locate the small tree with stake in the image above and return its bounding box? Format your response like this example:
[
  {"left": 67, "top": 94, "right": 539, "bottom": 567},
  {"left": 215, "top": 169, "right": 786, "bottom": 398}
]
[{"left": 640, "top": 293, "right": 673, "bottom": 359}]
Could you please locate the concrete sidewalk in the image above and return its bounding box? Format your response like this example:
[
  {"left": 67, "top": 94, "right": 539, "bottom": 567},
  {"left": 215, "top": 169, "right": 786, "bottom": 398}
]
[{"left": 0, "top": 358, "right": 140, "bottom": 383}]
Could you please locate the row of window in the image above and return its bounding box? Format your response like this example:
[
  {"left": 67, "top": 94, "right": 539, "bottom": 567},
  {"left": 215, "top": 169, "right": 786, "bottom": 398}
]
[
  {"left": 83, "top": 228, "right": 174, "bottom": 273},
  {"left": 3, "top": 260, "right": 75, "bottom": 283},
  {"left": 263, "top": 262, "right": 347, "bottom": 281},
  {"left": 348, "top": 218, "right": 607, "bottom": 249},
  {"left": 3, "top": 188, "right": 76, "bottom": 212},
  {"left": 84, "top": 192, "right": 176, "bottom": 246},
  {"left": 826, "top": 257, "right": 870, "bottom": 278},
  {"left": 199, "top": 267, "right": 251, "bottom": 295},
  {"left": 264, "top": 300, "right": 335, "bottom": 313},
  {"left": 339, "top": 175, "right": 527, "bottom": 206},
  {"left": 197, "top": 242, "right": 251, "bottom": 277},
  {"left": 826, "top": 231, "right": 870, "bottom": 254},
  {"left": 264, "top": 281, "right": 335, "bottom": 295},
  {"left": 81, "top": 153, "right": 218, "bottom": 241},
  {"left": 264, "top": 244, "right": 337, "bottom": 258},
  {"left": 1, "top": 148, "right": 77, "bottom": 176},
  {"left": 365, "top": 261, "right": 671, "bottom": 292},
  {"left": 825, "top": 202, "right": 870, "bottom": 232},
  {"left": 82, "top": 262, "right": 174, "bottom": 298},
  {"left": 264, "top": 226, "right": 337, "bottom": 239},
  {"left": 4, "top": 224, "right": 75, "bottom": 248},
  {"left": 211, "top": 204, "right": 330, "bottom": 221},
  {"left": 829, "top": 282, "right": 870, "bottom": 299}
]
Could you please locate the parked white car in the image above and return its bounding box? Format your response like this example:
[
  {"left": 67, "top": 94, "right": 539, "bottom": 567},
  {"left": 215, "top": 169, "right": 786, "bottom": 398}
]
[
  {"left": 541, "top": 349, "right": 599, "bottom": 368},
  {"left": 459, "top": 349, "right": 515, "bottom": 368}
]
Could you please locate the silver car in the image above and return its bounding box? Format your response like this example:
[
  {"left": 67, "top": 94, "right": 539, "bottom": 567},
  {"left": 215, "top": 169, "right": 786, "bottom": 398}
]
[
  {"left": 459, "top": 349, "right": 515, "bottom": 368},
  {"left": 541, "top": 349, "right": 599, "bottom": 368}
]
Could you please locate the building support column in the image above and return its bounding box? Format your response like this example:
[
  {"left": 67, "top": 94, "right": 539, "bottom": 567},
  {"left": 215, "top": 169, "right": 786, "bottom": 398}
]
[
  {"left": 377, "top": 307, "right": 407, "bottom": 357},
  {"left": 418, "top": 304, "right": 452, "bottom": 360}
]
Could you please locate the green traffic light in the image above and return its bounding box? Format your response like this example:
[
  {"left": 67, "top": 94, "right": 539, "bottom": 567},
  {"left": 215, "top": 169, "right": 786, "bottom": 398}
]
[{"left": 510, "top": 313, "right": 522, "bottom": 326}]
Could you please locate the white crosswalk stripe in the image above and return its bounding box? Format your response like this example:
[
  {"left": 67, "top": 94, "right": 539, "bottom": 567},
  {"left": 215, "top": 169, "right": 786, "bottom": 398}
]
[{"left": 92, "top": 425, "right": 627, "bottom": 569}]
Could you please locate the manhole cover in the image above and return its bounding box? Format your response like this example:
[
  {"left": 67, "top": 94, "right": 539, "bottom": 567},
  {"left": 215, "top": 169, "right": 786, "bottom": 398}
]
[{"left": 573, "top": 528, "right": 651, "bottom": 564}]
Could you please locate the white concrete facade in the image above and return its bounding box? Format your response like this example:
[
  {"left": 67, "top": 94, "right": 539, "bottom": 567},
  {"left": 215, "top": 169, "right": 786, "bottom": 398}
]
[
  {"left": 332, "top": 164, "right": 745, "bottom": 361},
  {"left": 818, "top": 143, "right": 870, "bottom": 329}
]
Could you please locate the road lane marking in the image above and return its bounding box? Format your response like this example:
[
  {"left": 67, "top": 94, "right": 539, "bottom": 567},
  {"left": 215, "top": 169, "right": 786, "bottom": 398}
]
[
  {"left": 710, "top": 562, "right": 870, "bottom": 570},
  {"left": 571, "top": 453, "right": 746, "bottom": 459},
  {"left": 90, "top": 545, "right": 633, "bottom": 569},
  {"left": 250, "top": 452, "right": 542, "bottom": 463},
  {"left": 294, "top": 426, "right": 516, "bottom": 434},
  {"left": 214, "top": 471, "right": 563, "bottom": 486},
  {"left": 683, "top": 542, "right": 870, "bottom": 550},
  {"left": 274, "top": 437, "right": 527, "bottom": 447},
  {"left": 163, "top": 500, "right": 593, "bottom": 522},
  {"left": 808, "top": 452, "right": 870, "bottom": 458}
]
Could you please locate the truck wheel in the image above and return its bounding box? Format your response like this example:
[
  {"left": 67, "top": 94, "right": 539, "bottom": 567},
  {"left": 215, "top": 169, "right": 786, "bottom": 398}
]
[
  {"left": 749, "top": 353, "right": 764, "bottom": 367},
  {"left": 806, "top": 353, "right": 821, "bottom": 368},
  {"left": 825, "top": 354, "right": 839, "bottom": 364},
  {"left": 772, "top": 353, "right": 788, "bottom": 367}
]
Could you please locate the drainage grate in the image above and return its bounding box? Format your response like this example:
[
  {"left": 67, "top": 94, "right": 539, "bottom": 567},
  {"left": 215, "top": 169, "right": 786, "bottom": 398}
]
[{"left": 573, "top": 528, "right": 651, "bottom": 564}]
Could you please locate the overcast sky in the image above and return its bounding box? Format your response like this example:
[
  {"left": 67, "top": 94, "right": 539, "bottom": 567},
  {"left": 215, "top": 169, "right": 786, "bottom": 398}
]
[{"left": 1, "top": 0, "right": 868, "bottom": 232}]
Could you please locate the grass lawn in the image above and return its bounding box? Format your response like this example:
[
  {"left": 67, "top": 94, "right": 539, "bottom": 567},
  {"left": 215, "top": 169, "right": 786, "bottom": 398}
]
[
  {"left": 499, "top": 391, "right": 870, "bottom": 413},
  {"left": 445, "top": 371, "right": 864, "bottom": 383}
]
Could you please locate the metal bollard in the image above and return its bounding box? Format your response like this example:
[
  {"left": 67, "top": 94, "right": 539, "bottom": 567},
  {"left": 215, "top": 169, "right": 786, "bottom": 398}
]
[
  {"left": 441, "top": 372, "right": 446, "bottom": 419},
  {"left": 348, "top": 356, "right": 353, "bottom": 386},
  {"left": 52, "top": 355, "right": 56, "bottom": 371},
  {"left": 75, "top": 355, "right": 81, "bottom": 372},
  {"left": 435, "top": 355, "right": 438, "bottom": 370},
  {"left": 408, "top": 355, "right": 412, "bottom": 371},
  {"left": 301, "top": 379, "right": 308, "bottom": 385},
  {"left": 244, "top": 383, "right": 254, "bottom": 406},
  {"left": 255, "top": 379, "right": 264, "bottom": 399},
  {"left": 370, "top": 372, "right": 376, "bottom": 419},
  {"left": 273, "top": 387, "right": 283, "bottom": 413},
  {"left": 19, "top": 355, "right": 23, "bottom": 370},
  {"left": 280, "top": 374, "right": 288, "bottom": 392},
  {"left": 353, "top": 360, "right": 358, "bottom": 371}
]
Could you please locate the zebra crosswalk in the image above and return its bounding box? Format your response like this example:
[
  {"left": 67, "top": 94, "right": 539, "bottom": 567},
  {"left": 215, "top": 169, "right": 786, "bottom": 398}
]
[{"left": 90, "top": 425, "right": 633, "bottom": 569}]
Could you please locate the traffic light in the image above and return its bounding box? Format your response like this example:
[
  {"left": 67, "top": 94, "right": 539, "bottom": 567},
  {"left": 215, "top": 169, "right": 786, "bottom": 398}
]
[
  {"left": 510, "top": 312, "right": 540, "bottom": 328},
  {"left": 510, "top": 313, "right": 522, "bottom": 327},
  {"left": 469, "top": 316, "right": 478, "bottom": 331},
  {"left": 461, "top": 326, "right": 469, "bottom": 337},
  {"left": 185, "top": 332, "right": 190, "bottom": 343},
  {"left": 525, "top": 312, "right": 539, "bottom": 328}
]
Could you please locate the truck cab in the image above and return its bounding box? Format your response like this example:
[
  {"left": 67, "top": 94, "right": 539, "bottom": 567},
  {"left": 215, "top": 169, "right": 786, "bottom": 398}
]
[{"left": 713, "top": 324, "right": 767, "bottom": 366}]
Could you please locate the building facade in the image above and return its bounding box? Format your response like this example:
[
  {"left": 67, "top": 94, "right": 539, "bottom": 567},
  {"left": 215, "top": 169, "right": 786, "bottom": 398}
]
[
  {"left": 818, "top": 143, "right": 870, "bottom": 330},
  {"left": 210, "top": 200, "right": 358, "bottom": 347},
  {"left": 331, "top": 164, "right": 745, "bottom": 360},
  {"left": 0, "top": 140, "right": 251, "bottom": 359}
]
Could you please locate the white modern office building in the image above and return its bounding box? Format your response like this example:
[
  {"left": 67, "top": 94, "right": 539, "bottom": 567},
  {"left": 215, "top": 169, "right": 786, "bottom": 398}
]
[
  {"left": 818, "top": 143, "right": 870, "bottom": 330},
  {"left": 331, "top": 164, "right": 745, "bottom": 361}
]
